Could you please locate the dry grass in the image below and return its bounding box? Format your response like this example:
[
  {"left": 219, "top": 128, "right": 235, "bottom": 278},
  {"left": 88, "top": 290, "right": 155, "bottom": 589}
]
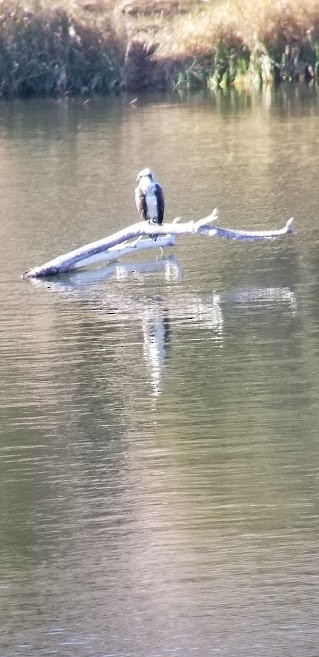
[
  {"left": 161, "top": 0, "right": 319, "bottom": 52},
  {"left": 153, "top": 0, "right": 319, "bottom": 88},
  {"left": 0, "top": 0, "right": 123, "bottom": 95},
  {"left": 0, "top": 0, "right": 318, "bottom": 95}
]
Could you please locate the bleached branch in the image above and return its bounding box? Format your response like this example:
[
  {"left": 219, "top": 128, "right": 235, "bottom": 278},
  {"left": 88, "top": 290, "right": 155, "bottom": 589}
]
[{"left": 23, "top": 209, "right": 294, "bottom": 279}]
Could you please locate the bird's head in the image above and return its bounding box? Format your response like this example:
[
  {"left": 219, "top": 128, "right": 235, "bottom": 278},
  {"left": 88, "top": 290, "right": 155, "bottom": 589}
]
[{"left": 136, "top": 168, "right": 154, "bottom": 183}]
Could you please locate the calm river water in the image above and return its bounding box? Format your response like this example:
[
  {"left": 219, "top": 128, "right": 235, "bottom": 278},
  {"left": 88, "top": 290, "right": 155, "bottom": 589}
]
[{"left": 0, "top": 85, "right": 319, "bottom": 657}]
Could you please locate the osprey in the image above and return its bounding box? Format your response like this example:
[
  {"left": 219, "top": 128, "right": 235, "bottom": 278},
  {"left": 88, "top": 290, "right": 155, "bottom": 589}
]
[{"left": 135, "top": 168, "right": 165, "bottom": 227}]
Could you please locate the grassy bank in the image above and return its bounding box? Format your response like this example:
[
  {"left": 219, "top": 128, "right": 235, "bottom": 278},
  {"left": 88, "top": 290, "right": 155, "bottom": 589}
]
[{"left": 0, "top": 0, "right": 318, "bottom": 95}]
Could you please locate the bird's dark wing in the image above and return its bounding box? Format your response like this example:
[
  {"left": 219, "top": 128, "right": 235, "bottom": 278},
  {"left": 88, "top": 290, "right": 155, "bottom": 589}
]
[
  {"left": 135, "top": 185, "right": 147, "bottom": 220},
  {"left": 154, "top": 183, "right": 165, "bottom": 224}
]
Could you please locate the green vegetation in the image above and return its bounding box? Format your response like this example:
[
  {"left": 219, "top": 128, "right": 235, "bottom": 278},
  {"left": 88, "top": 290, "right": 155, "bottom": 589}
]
[{"left": 0, "top": 0, "right": 318, "bottom": 95}]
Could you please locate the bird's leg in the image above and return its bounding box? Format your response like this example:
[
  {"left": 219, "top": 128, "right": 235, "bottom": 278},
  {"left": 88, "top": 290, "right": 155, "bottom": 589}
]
[{"left": 148, "top": 219, "right": 158, "bottom": 241}]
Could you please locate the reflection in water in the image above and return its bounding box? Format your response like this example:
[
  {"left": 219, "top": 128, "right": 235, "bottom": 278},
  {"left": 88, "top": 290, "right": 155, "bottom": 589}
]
[
  {"left": 30, "top": 255, "right": 184, "bottom": 289},
  {"left": 1, "top": 88, "right": 318, "bottom": 657},
  {"left": 142, "top": 301, "right": 171, "bottom": 396},
  {"left": 220, "top": 286, "right": 295, "bottom": 304},
  {"left": 28, "top": 257, "right": 182, "bottom": 397},
  {"left": 25, "top": 258, "right": 297, "bottom": 397},
  {"left": 219, "top": 286, "right": 297, "bottom": 312}
]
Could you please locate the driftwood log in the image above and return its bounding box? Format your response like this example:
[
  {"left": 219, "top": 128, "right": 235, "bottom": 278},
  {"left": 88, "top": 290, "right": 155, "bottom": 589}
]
[{"left": 23, "top": 210, "right": 294, "bottom": 278}]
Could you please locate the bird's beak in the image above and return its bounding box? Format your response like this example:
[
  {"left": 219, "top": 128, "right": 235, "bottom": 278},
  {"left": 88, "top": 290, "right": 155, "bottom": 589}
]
[{"left": 136, "top": 175, "right": 140, "bottom": 182}]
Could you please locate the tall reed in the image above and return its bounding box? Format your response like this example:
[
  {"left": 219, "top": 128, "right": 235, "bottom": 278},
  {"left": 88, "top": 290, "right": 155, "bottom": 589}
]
[
  {"left": 0, "top": 0, "right": 123, "bottom": 95},
  {"left": 0, "top": 0, "right": 318, "bottom": 95}
]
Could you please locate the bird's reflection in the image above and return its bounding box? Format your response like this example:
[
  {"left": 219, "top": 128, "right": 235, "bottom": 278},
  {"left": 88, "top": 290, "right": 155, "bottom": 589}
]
[
  {"left": 25, "top": 257, "right": 297, "bottom": 396},
  {"left": 142, "top": 302, "right": 171, "bottom": 397}
]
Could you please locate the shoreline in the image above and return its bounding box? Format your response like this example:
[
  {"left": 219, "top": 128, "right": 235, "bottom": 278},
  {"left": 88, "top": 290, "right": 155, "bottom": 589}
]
[{"left": 0, "top": 0, "right": 318, "bottom": 97}]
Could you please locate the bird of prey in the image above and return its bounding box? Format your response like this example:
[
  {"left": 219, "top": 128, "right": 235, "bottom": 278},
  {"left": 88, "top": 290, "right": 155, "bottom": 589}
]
[{"left": 135, "top": 168, "right": 165, "bottom": 228}]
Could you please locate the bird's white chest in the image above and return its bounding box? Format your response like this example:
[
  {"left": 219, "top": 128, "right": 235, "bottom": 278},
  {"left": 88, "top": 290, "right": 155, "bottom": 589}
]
[
  {"left": 140, "top": 180, "right": 158, "bottom": 220},
  {"left": 145, "top": 193, "right": 158, "bottom": 220}
]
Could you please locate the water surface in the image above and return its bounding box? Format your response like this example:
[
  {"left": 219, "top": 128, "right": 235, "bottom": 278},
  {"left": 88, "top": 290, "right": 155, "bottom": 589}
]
[{"left": 0, "top": 85, "right": 319, "bottom": 657}]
